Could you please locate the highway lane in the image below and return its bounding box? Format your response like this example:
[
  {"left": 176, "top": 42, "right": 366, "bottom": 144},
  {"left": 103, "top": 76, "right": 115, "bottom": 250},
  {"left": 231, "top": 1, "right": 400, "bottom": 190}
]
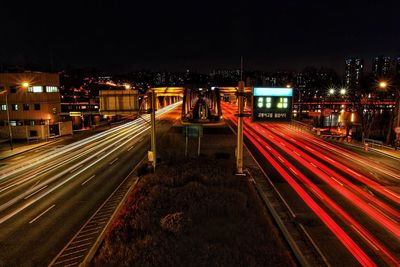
[
  {"left": 0, "top": 103, "right": 181, "bottom": 266},
  {"left": 222, "top": 102, "right": 399, "bottom": 267}
]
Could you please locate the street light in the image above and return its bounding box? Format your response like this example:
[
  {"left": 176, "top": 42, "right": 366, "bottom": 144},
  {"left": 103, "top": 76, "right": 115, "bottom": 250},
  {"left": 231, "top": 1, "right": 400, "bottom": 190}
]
[
  {"left": 379, "top": 81, "right": 387, "bottom": 89},
  {"left": 327, "top": 88, "right": 336, "bottom": 133},
  {"left": 379, "top": 80, "right": 400, "bottom": 148},
  {"left": 340, "top": 88, "right": 347, "bottom": 95},
  {"left": 22, "top": 82, "right": 30, "bottom": 88}
]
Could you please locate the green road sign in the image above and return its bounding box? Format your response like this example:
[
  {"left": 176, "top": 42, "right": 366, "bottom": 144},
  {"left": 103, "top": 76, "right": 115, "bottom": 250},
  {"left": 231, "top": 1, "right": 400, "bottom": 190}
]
[{"left": 183, "top": 125, "right": 203, "bottom": 138}]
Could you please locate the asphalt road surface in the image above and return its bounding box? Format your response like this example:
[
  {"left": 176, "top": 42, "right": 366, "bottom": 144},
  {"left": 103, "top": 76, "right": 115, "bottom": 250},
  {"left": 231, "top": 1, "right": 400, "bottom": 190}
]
[
  {"left": 0, "top": 102, "right": 181, "bottom": 266},
  {"left": 222, "top": 102, "right": 400, "bottom": 267}
]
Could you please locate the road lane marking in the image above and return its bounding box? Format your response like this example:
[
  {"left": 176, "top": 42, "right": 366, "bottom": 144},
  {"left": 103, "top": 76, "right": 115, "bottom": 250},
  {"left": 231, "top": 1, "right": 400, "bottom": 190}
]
[
  {"left": 324, "top": 156, "right": 335, "bottom": 163},
  {"left": 330, "top": 176, "right": 343, "bottom": 186},
  {"left": 81, "top": 175, "right": 96, "bottom": 186},
  {"left": 310, "top": 188, "right": 323, "bottom": 199},
  {"left": 52, "top": 255, "right": 84, "bottom": 265},
  {"left": 289, "top": 167, "right": 298, "bottom": 176},
  {"left": 63, "top": 262, "right": 80, "bottom": 267},
  {"left": 96, "top": 152, "right": 105, "bottom": 158},
  {"left": 304, "top": 145, "right": 315, "bottom": 151},
  {"left": 293, "top": 151, "right": 300, "bottom": 157},
  {"left": 368, "top": 203, "right": 398, "bottom": 224},
  {"left": 29, "top": 204, "right": 55, "bottom": 224},
  {"left": 71, "top": 237, "right": 96, "bottom": 244},
  {"left": 69, "top": 164, "right": 83, "bottom": 173},
  {"left": 351, "top": 225, "right": 379, "bottom": 251},
  {"left": 346, "top": 168, "right": 362, "bottom": 177},
  {"left": 24, "top": 185, "right": 48, "bottom": 199},
  {"left": 65, "top": 242, "right": 92, "bottom": 251},
  {"left": 57, "top": 248, "right": 87, "bottom": 258},
  {"left": 109, "top": 158, "right": 119, "bottom": 165},
  {"left": 384, "top": 189, "right": 400, "bottom": 199},
  {"left": 127, "top": 145, "right": 134, "bottom": 151},
  {"left": 310, "top": 162, "right": 317, "bottom": 168}
]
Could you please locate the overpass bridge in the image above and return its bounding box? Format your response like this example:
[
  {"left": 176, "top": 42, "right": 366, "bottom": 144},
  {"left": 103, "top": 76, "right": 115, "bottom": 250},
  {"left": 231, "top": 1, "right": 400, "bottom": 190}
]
[
  {"left": 99, "top": 86, "right": 253, "bottom": 123},
  {"left": 152, "top": 86, "right": 252, "bottom": 123}
]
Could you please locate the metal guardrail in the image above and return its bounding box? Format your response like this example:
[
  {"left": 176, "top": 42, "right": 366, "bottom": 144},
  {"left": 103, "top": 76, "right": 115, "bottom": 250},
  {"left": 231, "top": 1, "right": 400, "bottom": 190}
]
[
  {"left": 291, "top": 120, "right": 314, "bottom": 131},
  {"left": 363, "top": 138, "right": 384, "bottom": 147}
]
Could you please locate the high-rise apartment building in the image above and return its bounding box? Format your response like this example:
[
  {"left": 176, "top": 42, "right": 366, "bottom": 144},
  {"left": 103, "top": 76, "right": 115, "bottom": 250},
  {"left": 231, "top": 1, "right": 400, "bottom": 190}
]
[
  {"left": 372, "top": 56, "right": 392, "bottom": 78},
  {"left": 344, "top": 58, "right": 364, "bottom": 99}
]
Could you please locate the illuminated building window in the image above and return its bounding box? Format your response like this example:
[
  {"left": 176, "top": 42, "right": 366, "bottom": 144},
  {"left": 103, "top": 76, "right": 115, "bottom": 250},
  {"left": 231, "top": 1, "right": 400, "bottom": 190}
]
[
  {"left": 46, "top": 86, "right": 59, "bottom": 93},
  {"left": 1, "top": 104, "right": 6, "bottom": 111},
  {"left": 12, "top": 104, "right": 18, "bottom": 111},
  {"left": 277, "top": 97, "right": 288, "bottom": 109},
  {"left": 28, "top": 86, "right": 43, "bottom": 93}
]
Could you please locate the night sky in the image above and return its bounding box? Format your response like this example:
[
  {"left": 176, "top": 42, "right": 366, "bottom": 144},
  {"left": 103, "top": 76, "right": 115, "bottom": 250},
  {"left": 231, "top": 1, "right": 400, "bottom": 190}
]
[{"left": 2, "top": 0, "right": 399, "bottom": 73}]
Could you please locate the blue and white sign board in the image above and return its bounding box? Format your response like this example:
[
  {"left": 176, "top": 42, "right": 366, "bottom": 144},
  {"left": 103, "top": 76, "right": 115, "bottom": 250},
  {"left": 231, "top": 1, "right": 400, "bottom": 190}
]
[{"left": 252, "top": 87, "right": 293, "bottom": 122}]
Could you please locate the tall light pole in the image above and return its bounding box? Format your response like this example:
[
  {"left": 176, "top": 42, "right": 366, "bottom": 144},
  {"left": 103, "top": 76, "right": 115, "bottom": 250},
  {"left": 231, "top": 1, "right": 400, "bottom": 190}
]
[
  {"left": 236, "top": 80, "right": 244, "bottom": 174},
  {"left": 379, "top": 80, "right": 400, "bottom": 146},
  {"left": 150, "top": 89, "right": 156, "bottom": 172},
  {"left": 328, "top": 88, "right": 335, "bottom": 133}
]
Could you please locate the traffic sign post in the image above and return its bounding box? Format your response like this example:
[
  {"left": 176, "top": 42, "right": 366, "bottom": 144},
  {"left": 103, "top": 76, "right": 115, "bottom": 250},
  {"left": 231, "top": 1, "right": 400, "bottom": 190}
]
[
  {"left": 183, "top": 124, "right": 203, "bottom": 156},
  {"left": 150, "top": 90, "right": 157, "bottom": 172}
]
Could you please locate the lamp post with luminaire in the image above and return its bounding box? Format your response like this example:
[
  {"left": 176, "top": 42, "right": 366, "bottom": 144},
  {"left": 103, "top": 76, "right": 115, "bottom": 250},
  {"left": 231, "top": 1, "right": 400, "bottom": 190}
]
[
  {"left": 378, "top": 81, "right": 400, "bottom": 148},
  {"left": 327, "top": 88, "right": 335, "bottom": 133}
]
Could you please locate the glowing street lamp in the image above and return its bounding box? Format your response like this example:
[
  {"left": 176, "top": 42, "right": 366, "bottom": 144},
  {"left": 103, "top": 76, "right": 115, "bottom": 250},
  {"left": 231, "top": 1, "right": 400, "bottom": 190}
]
[
  {"left": 328, "top": 88, "right": 335, "bottom": 95},
  {"left": 22, "top": 82, "right": 30, "bottom": 88},
  {"left": 340, "top": 88, "right": 346, "bottom": 95},
  {"left": 124, "top": 83, "right": 131, "bottom": 90},
  {"left": 286, "top": 84, "right": 291, "bottom": 88},
  {"left": 379, "top": 81, "right": 387, "bottom": 89}
]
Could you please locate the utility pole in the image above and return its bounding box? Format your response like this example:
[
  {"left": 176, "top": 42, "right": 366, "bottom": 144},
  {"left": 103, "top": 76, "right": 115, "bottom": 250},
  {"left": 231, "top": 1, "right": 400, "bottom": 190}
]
[
  {"left": 150, "top": 89, "right": 157, "bottom": 172},
  {"left": 6, "top": 93, "right": 13, "bottom": 150},
  {"left": 236, "top": 80, "right": 245, "bottom": 174}
]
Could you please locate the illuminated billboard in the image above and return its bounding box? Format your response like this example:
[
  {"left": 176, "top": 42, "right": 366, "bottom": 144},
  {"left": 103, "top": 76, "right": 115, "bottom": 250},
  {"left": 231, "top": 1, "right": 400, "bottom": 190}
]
[{"left": 252, "top": 87, "right": 293, "bottom": 122}]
